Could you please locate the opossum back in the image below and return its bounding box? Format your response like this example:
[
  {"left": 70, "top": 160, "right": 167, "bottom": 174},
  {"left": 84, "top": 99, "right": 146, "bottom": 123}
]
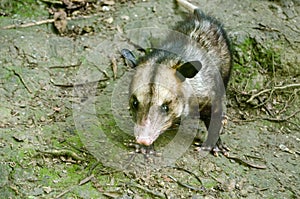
[{"left": 173, "top": 9, "right": 232, "bottom": 87}]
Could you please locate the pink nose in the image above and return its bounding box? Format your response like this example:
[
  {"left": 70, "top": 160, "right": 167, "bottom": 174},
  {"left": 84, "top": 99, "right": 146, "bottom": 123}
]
[{"left": 136, "top": 137, "right": 152, "bottom": 146}]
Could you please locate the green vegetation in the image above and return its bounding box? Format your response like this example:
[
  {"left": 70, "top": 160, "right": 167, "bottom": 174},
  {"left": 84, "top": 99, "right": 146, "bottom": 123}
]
[
  {"left": 0, "top": 0, "right": 48, "bottom": 18},
  {"left": 231, "top": 37, "right": 282, "bottom": 92}
]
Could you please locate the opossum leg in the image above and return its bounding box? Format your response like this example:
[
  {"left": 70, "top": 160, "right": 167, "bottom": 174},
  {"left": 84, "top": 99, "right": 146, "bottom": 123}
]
[
  {"left": 212, "top": 138, "right": 230, "bottom": 156},
  {"left": 199, "top": 101, "right": 229, "bottom": 156}
]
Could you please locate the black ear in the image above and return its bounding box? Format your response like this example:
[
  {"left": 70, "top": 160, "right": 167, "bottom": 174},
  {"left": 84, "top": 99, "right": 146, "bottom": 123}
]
[
  {"left": 176, "top": 60, "right": 202, "bottom": 79},
  {"left": 121, "top": 49, "right": 137, "bottom": 68}
]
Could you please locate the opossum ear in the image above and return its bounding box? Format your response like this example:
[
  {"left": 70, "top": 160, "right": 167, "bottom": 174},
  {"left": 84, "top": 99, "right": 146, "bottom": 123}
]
[
  {"left": 121, "top": 49, "right": 137, "bottom": 68},
  {"left": 176, "top": 60, "right": 202, "bottom": 80}
]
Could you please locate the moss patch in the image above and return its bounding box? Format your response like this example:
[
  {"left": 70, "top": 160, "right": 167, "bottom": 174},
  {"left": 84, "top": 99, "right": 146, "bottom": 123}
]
[{"left": 0, "top": 0, "right": 48, "bottom": 18}]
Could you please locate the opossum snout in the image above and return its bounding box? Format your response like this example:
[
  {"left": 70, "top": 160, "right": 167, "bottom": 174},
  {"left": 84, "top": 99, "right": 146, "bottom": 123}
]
[
  {"left": 134, "top": 119, "right": 161, "bottom": 146},
  {"left": 135, "top": 131, "right": 159, "bottom": 146},
  {"left": 136, "top": 136, "right": 153, "bottom": 146}
]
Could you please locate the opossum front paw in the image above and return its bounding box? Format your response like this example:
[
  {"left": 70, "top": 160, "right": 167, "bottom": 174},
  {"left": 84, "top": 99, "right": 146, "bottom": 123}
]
[
  {"left": 195, "top": 139, "right": 230, "bottom": 157},
  {"left": 137, "top": 145, "right": 157, "bottom": 156},
  {"left": 211, "top": 140, "right": 230, "bottom": 157},
  {"left": 126, "top": 140, "right": 161, "bottom": 159}
]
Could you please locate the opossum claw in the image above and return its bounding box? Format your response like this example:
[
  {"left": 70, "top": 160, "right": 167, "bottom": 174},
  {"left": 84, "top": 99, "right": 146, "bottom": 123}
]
[
  {"left": 212, "top": 139, "right": 230, "bottom": 157},
  {"left": 196, "top": 139, "right": 230, "bottom": 157}
]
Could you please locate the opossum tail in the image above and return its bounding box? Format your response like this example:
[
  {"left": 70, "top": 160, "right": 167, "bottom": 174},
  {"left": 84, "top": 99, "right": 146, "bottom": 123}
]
[{"left": 176, "top": 0, "right": 198, "bottom": 13}]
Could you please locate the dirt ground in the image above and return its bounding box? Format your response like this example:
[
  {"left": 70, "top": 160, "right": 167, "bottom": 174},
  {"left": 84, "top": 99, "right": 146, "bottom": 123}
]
[{"left": 0, "top": 0, "right": 299, "bottom": 198}]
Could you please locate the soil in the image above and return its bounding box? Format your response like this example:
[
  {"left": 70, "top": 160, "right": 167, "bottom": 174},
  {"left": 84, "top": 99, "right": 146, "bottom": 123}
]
[{"left": 0, "top": 0, "right": 299, "bottom": 198}]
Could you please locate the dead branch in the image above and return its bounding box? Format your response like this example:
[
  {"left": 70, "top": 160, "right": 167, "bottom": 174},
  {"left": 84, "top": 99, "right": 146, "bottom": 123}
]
[
  {"left": 131, "top": 182, "right": 166, "bottom": 198},
  {"left": 11, "top": 69, "right": 33, "bottom": 94},
  {"left": 1, "top": 14, "right": 100, "bottom": 30},
  {"left": 49, "top": 61, "right": 82, "bottom": 69},
  {"left": 231, "top": 110, "right": 300, "bottom": 124},
  {"left": 2, "top": 19, "right": 55, "bottom": 30},
  {"left": 260, "top": 109, "right": 300, "bottom": 123},
  {"left": 50, "top": 79, "right": 75, "bottom": 88},
  {"left": 247, "top": 83, "right": 300, "bottom": 103},
  {"left": 226, "top": 155, "right": 267, "bottom": 169},
  {"left": 79, "top": 174, "right": 95, "bottom": 186},
  {"left": 173, "top": 167, "right": 204, "bottom": 186},
  {"left": 168, "top": 175, "right": 204, "bottom": 191},
  {"left": 111, "top": 57, "right": 118, "bottom": 79}
]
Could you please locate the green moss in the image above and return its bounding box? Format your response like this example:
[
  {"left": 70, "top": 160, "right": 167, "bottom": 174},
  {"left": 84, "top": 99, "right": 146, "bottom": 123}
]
[
  {"left": 229, "top": 37, "right": 283, "bottom": 94},
  {"left": 202, "top": 178, "right": 218, "bottom": 189},
  {"left": 0, "top": 0, "right": 48, "bottom": 18},
  {"left": 233, "top": 37, "right": 281, "bottom": 73}
]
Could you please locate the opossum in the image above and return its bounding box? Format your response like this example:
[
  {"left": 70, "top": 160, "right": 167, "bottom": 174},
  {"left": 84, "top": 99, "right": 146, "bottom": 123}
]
[{"left": 122, "top": 0, "right": 232, "bottom": 153}]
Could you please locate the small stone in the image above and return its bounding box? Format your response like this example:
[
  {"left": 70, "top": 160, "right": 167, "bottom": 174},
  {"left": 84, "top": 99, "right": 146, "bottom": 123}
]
[
  {"left": 121, "top": 15, "right": 130, "bottom": 20},
  {"left": 40, "top": 116, "right": 46, "bottom": 122},
  {"left": 102, "top": 6, "right": 110, "bottom": 11},
  {"left": 103, "top": 0, "right": 115, "bottom": 5},
  {"left": 104, "top": 17, "right": 114, "bottom": 24},
  {"left": 43, "top": 186, "right": 52, "bottom": 194}
]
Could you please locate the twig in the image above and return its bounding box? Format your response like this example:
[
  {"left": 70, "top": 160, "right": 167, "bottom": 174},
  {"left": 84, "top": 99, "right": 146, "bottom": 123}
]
[
  {"left": 168, "top": 175, "right": 203, "bottom": 191},
  {"left": 231, "top": 118, "right": 256, "bottom": 123},
  {"left": 40, "top": 0, "right": 63, "bottom": 5},
  {"left": 49, "top": 61, "right": 82, "bottom": 69},
  {"left": 88, "top": 161, "right": 101, "bottom": 176},
  {"left": 36, "top": 148, "right": 85, "bottom": 161},
  {"left": 247, "top": 83, "right": 300, "bottom": 103},
  {"left": 50, "top": 78, "right": 108, "bottom": 88},
  {"left": 260, "top": 109, "right": 300, "bottom": 123},
  {"left": 55, "top": 188, "right": 72, "bottom": 199},
  {"left": 55, "top": 175, "right": 95, "bottom": 198},
  {"left": 131, "top": 182, "right": 166, "bottom": 198},
  {"left": 226, "top": 155, "right": 267, "bottom": 169},
  {"left": 11, "top": 69, "right": 33, "bottom": 94},
  {"left": 50, "top": 79, "right": 74, "bottom": 88},
  {"left": 111, "top": 57, "right": 118, "bottom": 79},
  {"left": 79, "top": 174, "right": 95, "bottom": 186},
  {"left": 173, "top": 167, "right": 203, "bottom": 186},
  {"left": 2, "top": 18, "right": 55, "bottom": 30},
  {"left": 166, "top": 166, "right": 205, "bottom": 191},
  {"left": 1, "top": 14, "right": 101, "bottom": 30},
  {"left": 231, "top": 110, "right": 300, "bottom": 123}
]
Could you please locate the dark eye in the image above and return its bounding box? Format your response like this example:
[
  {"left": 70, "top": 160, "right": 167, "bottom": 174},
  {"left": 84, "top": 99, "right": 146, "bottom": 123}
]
[
  {"left": 161, "top": 104, "right": 169, "bottom": 113},
  {"left": 131, "top": 97, "right": 139, "bottom": 110}
]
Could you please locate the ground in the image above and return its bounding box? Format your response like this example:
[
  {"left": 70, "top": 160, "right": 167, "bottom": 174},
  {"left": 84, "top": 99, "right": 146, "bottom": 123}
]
[{"left": 0, "top": 0, "right": 299, "bottom": 198}]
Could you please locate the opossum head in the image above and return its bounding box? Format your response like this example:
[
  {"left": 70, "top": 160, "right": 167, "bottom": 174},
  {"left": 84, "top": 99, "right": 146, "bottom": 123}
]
[{"left": 122, "top": 49, "right": 202, "bottom": 146}]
